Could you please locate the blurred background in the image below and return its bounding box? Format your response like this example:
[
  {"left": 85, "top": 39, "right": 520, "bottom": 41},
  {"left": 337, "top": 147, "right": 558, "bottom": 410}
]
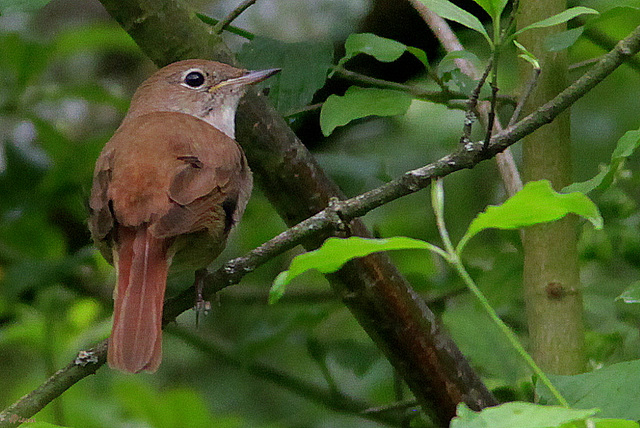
[{"left": 1, "top": 0, "right": 640, "bottom": 426}]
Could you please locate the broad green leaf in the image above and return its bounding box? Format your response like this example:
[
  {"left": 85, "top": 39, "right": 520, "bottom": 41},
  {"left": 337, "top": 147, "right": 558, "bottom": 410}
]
[
  {"left": 270, "top": 236, "right": 442, "bottom": 303},
  {"left": 238, "top": 36, "right": 333, "bottom": 115},
  {"left": 336, "top": 33, "right": 429, "bottom": 70},
  {"left": 342, "top": 33, "right": 407, "bottom": 64},
  {"left": 537, "top": 360, "right": 640, "bottom": 420},
  {"left": 458, "top": 180, "right": 603, "bottom": 252},
  {"left": 320, "top": 87, "right": 412, "bottom": 136},
  {"left": 563, "top": 129, "right": 640, "bottom": 194},
  {"left": 514, "top": 7, "right": 599, "bottom": 37},
  {"left": 418, "top": 0, "right": 491, "bottom": 45},
  {"left": 472, "top": 0, "right": 509, "bottom": 21},
  {"left": 450, "top": 402, "right": 598, "bottom": 428}
]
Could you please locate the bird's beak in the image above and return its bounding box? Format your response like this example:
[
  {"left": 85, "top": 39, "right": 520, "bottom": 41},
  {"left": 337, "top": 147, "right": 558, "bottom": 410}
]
[{"left": 210, "top": 68, "right": 281, "bottom": 92}]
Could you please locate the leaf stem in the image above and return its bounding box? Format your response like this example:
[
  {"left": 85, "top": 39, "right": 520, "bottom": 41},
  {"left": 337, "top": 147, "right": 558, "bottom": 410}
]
[{"left": 431, "top": 180, "right": 570, "bottom": 408}]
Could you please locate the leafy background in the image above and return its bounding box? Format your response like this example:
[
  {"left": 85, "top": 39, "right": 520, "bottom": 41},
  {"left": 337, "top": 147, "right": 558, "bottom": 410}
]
[{"left": 1, "top": 0, "right": 640, "bottom": 427}]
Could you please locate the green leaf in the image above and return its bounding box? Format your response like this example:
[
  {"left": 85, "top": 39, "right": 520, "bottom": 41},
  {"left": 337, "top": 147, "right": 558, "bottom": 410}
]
[
  {"left": 458, "top": 180, "right": 603, "bottom": 252},
  {"left": 418, "top": 0, "right": 491, "bottom": 45},
  {"left": 513, "top": 41, "right": 540, "bottom": 69},
  {"left": 450, "top": 402, "right": 598, "bottom": 428},
  {"left": 335, "top": 33, "right": 429, "bottom": 71},
  {"left": 270, "top": 236, "right": 442, "bottom": 303},
  {"left": 563, "top": 129, "right": 640, "bottom": 194},
  {"left": 342, "top": 33, "right": 407, "bottom": 64},
  {"left": 320, "top": 87, "right": 412, "bottom": 136},
  {"left": 537, "top": 360, "right": 640, "bottom": 420},
  {"left": 544, "top": 27, "right": 585, "bottom": 52},
  {"left": 471, "top": 0, "right": 509, "bottom": 21},
  {"left": 406, "top": 46, "right": 429, "bottom": 68},
  {"left": 514, "top": 7, "right": 599, "bottom": 37},
  {"left": 237, "top": 36, "right": 333, "bottom": 115}
]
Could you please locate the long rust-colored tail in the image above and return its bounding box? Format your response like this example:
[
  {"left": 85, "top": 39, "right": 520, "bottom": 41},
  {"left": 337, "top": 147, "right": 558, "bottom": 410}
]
[{"left": 108, "top": 226, "right": 169, "bottom": 373}]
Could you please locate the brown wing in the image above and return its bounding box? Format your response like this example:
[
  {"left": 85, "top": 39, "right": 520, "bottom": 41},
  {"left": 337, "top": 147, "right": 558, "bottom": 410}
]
[{"left": 88, "top": 111, "right": 252, "bottom": 257}]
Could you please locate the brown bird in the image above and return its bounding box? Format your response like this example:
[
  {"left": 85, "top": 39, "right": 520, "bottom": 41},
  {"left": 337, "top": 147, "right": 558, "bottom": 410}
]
[{"left": 89, "top": 60, "right": 280, "bottom": 373}]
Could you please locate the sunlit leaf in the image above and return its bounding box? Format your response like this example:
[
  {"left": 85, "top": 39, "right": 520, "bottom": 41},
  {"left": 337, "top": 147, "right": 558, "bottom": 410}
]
[
  {"left": 458, "top": 180, "right": 603, "bottom": 253},
  {"left": 320, "top": 87, "right": 412, "bottom": 136},
  {"left": 238, "top": 36, "right": 333, "bottom": 115},
  {"left": 270, "top": 236, "right": 442, "bottom": 303},
  {"left": 418, "top": 0, "right": 491, "bottom": 45}
]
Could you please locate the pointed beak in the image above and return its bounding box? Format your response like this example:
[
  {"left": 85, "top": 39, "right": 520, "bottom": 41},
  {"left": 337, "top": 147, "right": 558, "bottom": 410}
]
[
  {"left": 237, "top": 68, "right": 281, "bottom": 85},
  {"left": 211, "top": 68, "right": 281, "bottom": 92}
]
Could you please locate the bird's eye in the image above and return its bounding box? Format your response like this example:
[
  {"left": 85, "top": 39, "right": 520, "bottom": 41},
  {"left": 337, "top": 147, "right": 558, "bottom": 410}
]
[{"left": 184, "top": 71, "right": 205, "bottom": 88}]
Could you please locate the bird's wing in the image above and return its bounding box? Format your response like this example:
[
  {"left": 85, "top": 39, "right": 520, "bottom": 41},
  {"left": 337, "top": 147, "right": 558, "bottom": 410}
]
[{"left": 88, "top": 112, "right": 252, "bottom": 245}]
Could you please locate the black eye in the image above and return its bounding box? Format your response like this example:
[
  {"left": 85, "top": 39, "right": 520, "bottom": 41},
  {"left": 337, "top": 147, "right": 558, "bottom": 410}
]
[{"left": 184, "top": 71, "right": 205, "bottom": 88}]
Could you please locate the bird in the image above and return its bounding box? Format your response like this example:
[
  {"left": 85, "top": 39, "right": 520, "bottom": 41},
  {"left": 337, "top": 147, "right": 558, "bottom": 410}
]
[{"left": 88, "top": 59, "right": 280, "bottom": 373}]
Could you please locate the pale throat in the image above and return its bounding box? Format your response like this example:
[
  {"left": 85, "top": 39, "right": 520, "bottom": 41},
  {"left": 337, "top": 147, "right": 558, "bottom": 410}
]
[{"left": 202, "top": 105, "right": 238, "bottom": 140}]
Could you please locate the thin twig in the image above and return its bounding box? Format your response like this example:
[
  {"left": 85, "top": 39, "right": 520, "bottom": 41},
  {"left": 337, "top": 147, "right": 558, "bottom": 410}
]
[
  {"left": 483, "top": 82, "right": 499, "bottom": 150},
  {"left": 212, "top": 0, "right": 258, "bottom": 34},
  {"left": 333, "top": 68, "right": 516, "bottom": 106},
  {"left": 361, "top": 399, "right": 420, "bottom": 414},
  {"left": 196, "top": 12, "right": 255, "bottom": 40},
  {"left": 508, "top": 67, "right": 540, "bottom": 128},
  {"left": 462, "top": 57, "right": 493, "bottom": 145}
]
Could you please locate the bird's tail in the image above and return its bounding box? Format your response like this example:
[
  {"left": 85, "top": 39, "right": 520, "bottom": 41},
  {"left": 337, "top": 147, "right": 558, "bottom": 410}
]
[{"left": 108, "top": 226, "right": 169, "bottom": 373}]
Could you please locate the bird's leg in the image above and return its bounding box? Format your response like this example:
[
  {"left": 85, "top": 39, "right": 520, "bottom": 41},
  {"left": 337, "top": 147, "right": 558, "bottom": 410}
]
[{"left": 194, "top": 268, "right": 211, "bottom": 327}]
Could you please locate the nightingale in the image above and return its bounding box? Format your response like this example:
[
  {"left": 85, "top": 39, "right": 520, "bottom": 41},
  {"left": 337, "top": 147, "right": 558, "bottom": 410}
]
[{"left": 89, "top": 59, "right": 280, "bottom": 373}]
